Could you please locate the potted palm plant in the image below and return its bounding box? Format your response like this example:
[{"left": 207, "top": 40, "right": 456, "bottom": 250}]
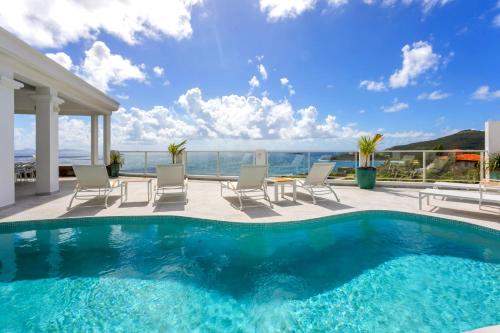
[
  {"left": 107, "top": 150, "right": 123, "bottom": 178},
  {"left": 487, "top": 153, "right": 500, "bottom": 180},
  {"left": 357, "top": 134, "right": 383, "bottom": 189},
  {"left": 168, "top": 140, "right": 187, "bottom": 164}
]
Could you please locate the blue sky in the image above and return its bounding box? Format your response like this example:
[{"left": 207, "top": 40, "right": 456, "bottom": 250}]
[{"left": 4, "top": 0, "right": 500, "bottom": 151}]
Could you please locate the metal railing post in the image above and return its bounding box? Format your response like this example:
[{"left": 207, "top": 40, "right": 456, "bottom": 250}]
[
  {"left": 480, "top": 151, "right": 484, "bottom": 181},
  {"left": 307, "top": 152, "right": 311, "bottom": 173},
  {"left": 422, "top": 151, "right": 426, "bottom": 183},
  {"left": 144, "top": 151, "right": 148, "bottom": 176},
  {"left": 216, "top": 151, "right": 220, "bottom": 178}
]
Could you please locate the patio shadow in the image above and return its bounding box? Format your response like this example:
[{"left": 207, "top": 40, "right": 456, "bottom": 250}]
[
  {"left": 59, "top": 196, "right": 121, "bottom": 218},
  {"left": 222, "top": 196, "right": 281, "bottom": 218},
  {"left": 294, "top": 192, "right": 353, "bottom": 211}
]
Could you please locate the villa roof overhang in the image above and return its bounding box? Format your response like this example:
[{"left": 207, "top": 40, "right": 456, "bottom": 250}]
[{"left": 0, "top": 27, "right": 120, "bottom": 116}]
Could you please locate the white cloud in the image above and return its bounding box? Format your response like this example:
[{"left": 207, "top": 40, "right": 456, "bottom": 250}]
[
  {"left": 471, "top": 85, "right": 500, "bottom": 101},
  {"left": 359, "top": 80, "right": 387, "bottom": 92},
  {"left": 0, "top": 0, "right": 203, "bottom": 48},
  {"left": 494, "top": 14, "right": 500, "bottom": 27},
  {"left": 45, "top": 42, "right": 146, "bottom": 92},
  {"left": 58, "top": 116, "right": 92, "bottom": 148},
  {"left": 384, "top": 130, "right": 434, "bottom": 139},
  {"left": 177, "top": 87, "right": 358, "bottom": 140},
  {"left": 379, "top": 0, "right": 452, "bottom": 13},
  {"left": 46, "top": 52, "right": 74, "bottom": 70},
  {"left": 153, "top": 66, "right": 165, "bottom": 77},
  {"left": 79, "top": 41, "right": 146, "bottom": 92},
  {"left": 328, "top": 0, "right": 349, "bottom": 7},
  {"left": 258, "top": 64, "right": 268, "bottom": 80},
  {"left": 420, "top": 0, "right": 453, "bottom": 14},
  {"left": 280, "top": 77, "right": 296, "bottom": 96},
  {"left": 259, "top": 0, "right": 317, "bottom": 21},
  {"left": 381, "top": 99, "right": 409, "bottom": 113},
  {"left": 115, "top": 94, "right": 130, "bottom": 100},
  {"left": 417, "top": 90, "right": 450, "bottom": 100},
  {"left": 112, "top": 106, "right": 198, "bottom": 145},
  {"left": 259, "top": 0, "right": 451, "bottom": 21},
  {"left": 389, "top": 41, "right": 440, "bottom": 88},
  {"left": 248, "top": 75, "right": 260, "bottom": 88}
]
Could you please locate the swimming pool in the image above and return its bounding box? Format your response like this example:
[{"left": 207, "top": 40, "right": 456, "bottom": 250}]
[{"left": 0, "top": 211, "right": 498, "bottom": 332}]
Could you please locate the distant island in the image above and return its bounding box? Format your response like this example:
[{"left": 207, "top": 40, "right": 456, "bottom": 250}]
[{"left": 388, "top": 130, "right": 485, "bottom": 151}]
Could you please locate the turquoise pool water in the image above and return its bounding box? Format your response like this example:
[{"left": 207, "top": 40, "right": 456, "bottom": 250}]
[{"left": 0, "top": 212, "right": 498, "bottom": 332}]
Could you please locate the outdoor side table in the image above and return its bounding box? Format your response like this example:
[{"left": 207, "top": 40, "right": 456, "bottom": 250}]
[
  {"left": 266, "top": 177, "right": 297, "bottom": 202},
  {"left": 120, "top": 179, "right": 152, "bottom": 204}
]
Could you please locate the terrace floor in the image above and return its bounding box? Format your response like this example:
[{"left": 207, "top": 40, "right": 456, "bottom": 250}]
[{"left": 1, "top": 178, "right": 499, "bottom": 230}]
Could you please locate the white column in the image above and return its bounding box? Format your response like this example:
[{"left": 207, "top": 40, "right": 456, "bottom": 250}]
[
  {"left": 0, "top": 71, "right": 23, "bottom": 208},
  {"left": 485, "top": 121, "right": 500, "bottom": 154},
  {"left": 90, "top": 114, "right": 99, "bottom": 165},
  {"left": 103, "top": 114, "right": 111, "bottom": 165},
  {"left": 33, "top": 87, "right": 64, "bottom": 195},
  {"left": 485, "top": 120, "right": 500, "bottom": 180}
]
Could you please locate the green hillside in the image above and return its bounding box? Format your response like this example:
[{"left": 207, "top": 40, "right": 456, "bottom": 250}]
[{"left": 388, "top": 130, "right": 485, "bottom": 150}]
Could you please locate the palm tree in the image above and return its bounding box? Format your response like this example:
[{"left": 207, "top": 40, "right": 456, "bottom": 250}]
[
  {"left": 168, "top": 140, "right": 187, "bottom": 164},
  {"left": 358, "top": 134, "right": 383, "bottom": 168}
]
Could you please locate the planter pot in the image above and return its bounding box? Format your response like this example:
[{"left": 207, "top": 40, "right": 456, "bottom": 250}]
[
  {"left": 107, "top": 163, "right": 120, "bottom": 178},
  {"left": 490, "top": 170, "right": 500, "bottom": 180},
  {"left": 356, "top": 167, "right": 377, "bottom": 189}
]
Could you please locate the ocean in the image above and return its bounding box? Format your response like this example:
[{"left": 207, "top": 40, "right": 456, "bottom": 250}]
[{"left": 15, "top": 151, "right": 361, "bottom": 176}]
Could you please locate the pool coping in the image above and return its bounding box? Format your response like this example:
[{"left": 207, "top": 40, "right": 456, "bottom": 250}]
[{"left": 0, "top": 209, "right": 498, "bottom": 236}]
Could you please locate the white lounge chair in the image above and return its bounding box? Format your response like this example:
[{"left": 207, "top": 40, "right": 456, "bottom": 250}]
[
  {"left": 419, "top": 185, "right": 500, "bottom": 210},
  {"left": 154, "top": 164, "right": 188, "bottom": 205},
  {"left": 296, "top": 162, "right": 339, "bottom": 204},
  {"left": 220, "top": 165, "right": 273, "bottom": 210},
  {"left": 68, "top": 165, "right": 119, "bottom": 210}
]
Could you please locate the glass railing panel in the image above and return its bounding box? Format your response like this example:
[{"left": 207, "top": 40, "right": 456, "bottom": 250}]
[
  {"left": 308, "top": 152, "right": 357, "bottom": 179},
  {"left": 186, "top": 152, "right": 218, "bottom": 176},
  {"left": 268, "top": 152, "right": 309, "bottom": 177},
  {"left": 146, "top": 152, "right": 171, "bottom": 174},
  {"left": 424, "top": 151, "right": 481, "bottom": 183},
  {"left": 120, "top": 152, "right": 146, "bottom": 174},
  {"left": 219, "top": 152, "right": 255, "bottom": 176},
  {"left": 59, "top": 156, "right": 91, "bottom": 165},
  {"left": 375, "top": 151, "right": 424, "bottom": 181}
]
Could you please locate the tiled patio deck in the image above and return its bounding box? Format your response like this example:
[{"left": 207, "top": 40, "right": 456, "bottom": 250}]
[{"left": 1, "top": 178, "right": 499, "bottom": 230}]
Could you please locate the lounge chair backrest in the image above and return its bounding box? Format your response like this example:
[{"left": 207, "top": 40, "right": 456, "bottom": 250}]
[
  {"left": 157, "top": 164, "right": 185, "bottom": 187},
  {"left": 73, "top": 165, "right": 110, "bottom": 188},
  {"left": 291, "top": 154, "right": 305, "bottom": 167},
  {"left": 304, "top": 162, "right": 335, "bottom": 186},
  {"left": 237, "top": 165, "right": 267, "bottom": 190}
]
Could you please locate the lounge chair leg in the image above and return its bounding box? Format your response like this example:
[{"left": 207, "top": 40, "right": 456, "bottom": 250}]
[
  {"left": 308, "top": 188, "right": 316, "bottom": 204},
  {"left": 237, "top": 192, "right": 244, "bottom": 210},
  {"left": 67, "top": 190, "right": 78, "bottom": 210},
  {"left": 263, "top": 188, "right": 273, "bottom": 209},
  {"left": 104, "top": 191, "right": 110, "bottom": 208},
  {"left": 328, "top": 185, "right": 340, "bottom": 202}
]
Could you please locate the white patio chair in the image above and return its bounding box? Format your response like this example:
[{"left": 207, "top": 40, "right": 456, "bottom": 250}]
[
  {"left": 296, "top": 162, "right": 339, "bottom": 204},
  {"left": 68, "top": 165, "right": 119, "bottom": 210},
  {"left": 220, "top": 165, "right": 273, "bottom": 210},
  {"left": 154, "top": 164, "right": 188, "bottom": 205}
]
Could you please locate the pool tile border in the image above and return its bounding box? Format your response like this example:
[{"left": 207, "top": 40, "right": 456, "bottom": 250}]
[{"left": 0, "top": 210, "right": 498, "bottom": 236}]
